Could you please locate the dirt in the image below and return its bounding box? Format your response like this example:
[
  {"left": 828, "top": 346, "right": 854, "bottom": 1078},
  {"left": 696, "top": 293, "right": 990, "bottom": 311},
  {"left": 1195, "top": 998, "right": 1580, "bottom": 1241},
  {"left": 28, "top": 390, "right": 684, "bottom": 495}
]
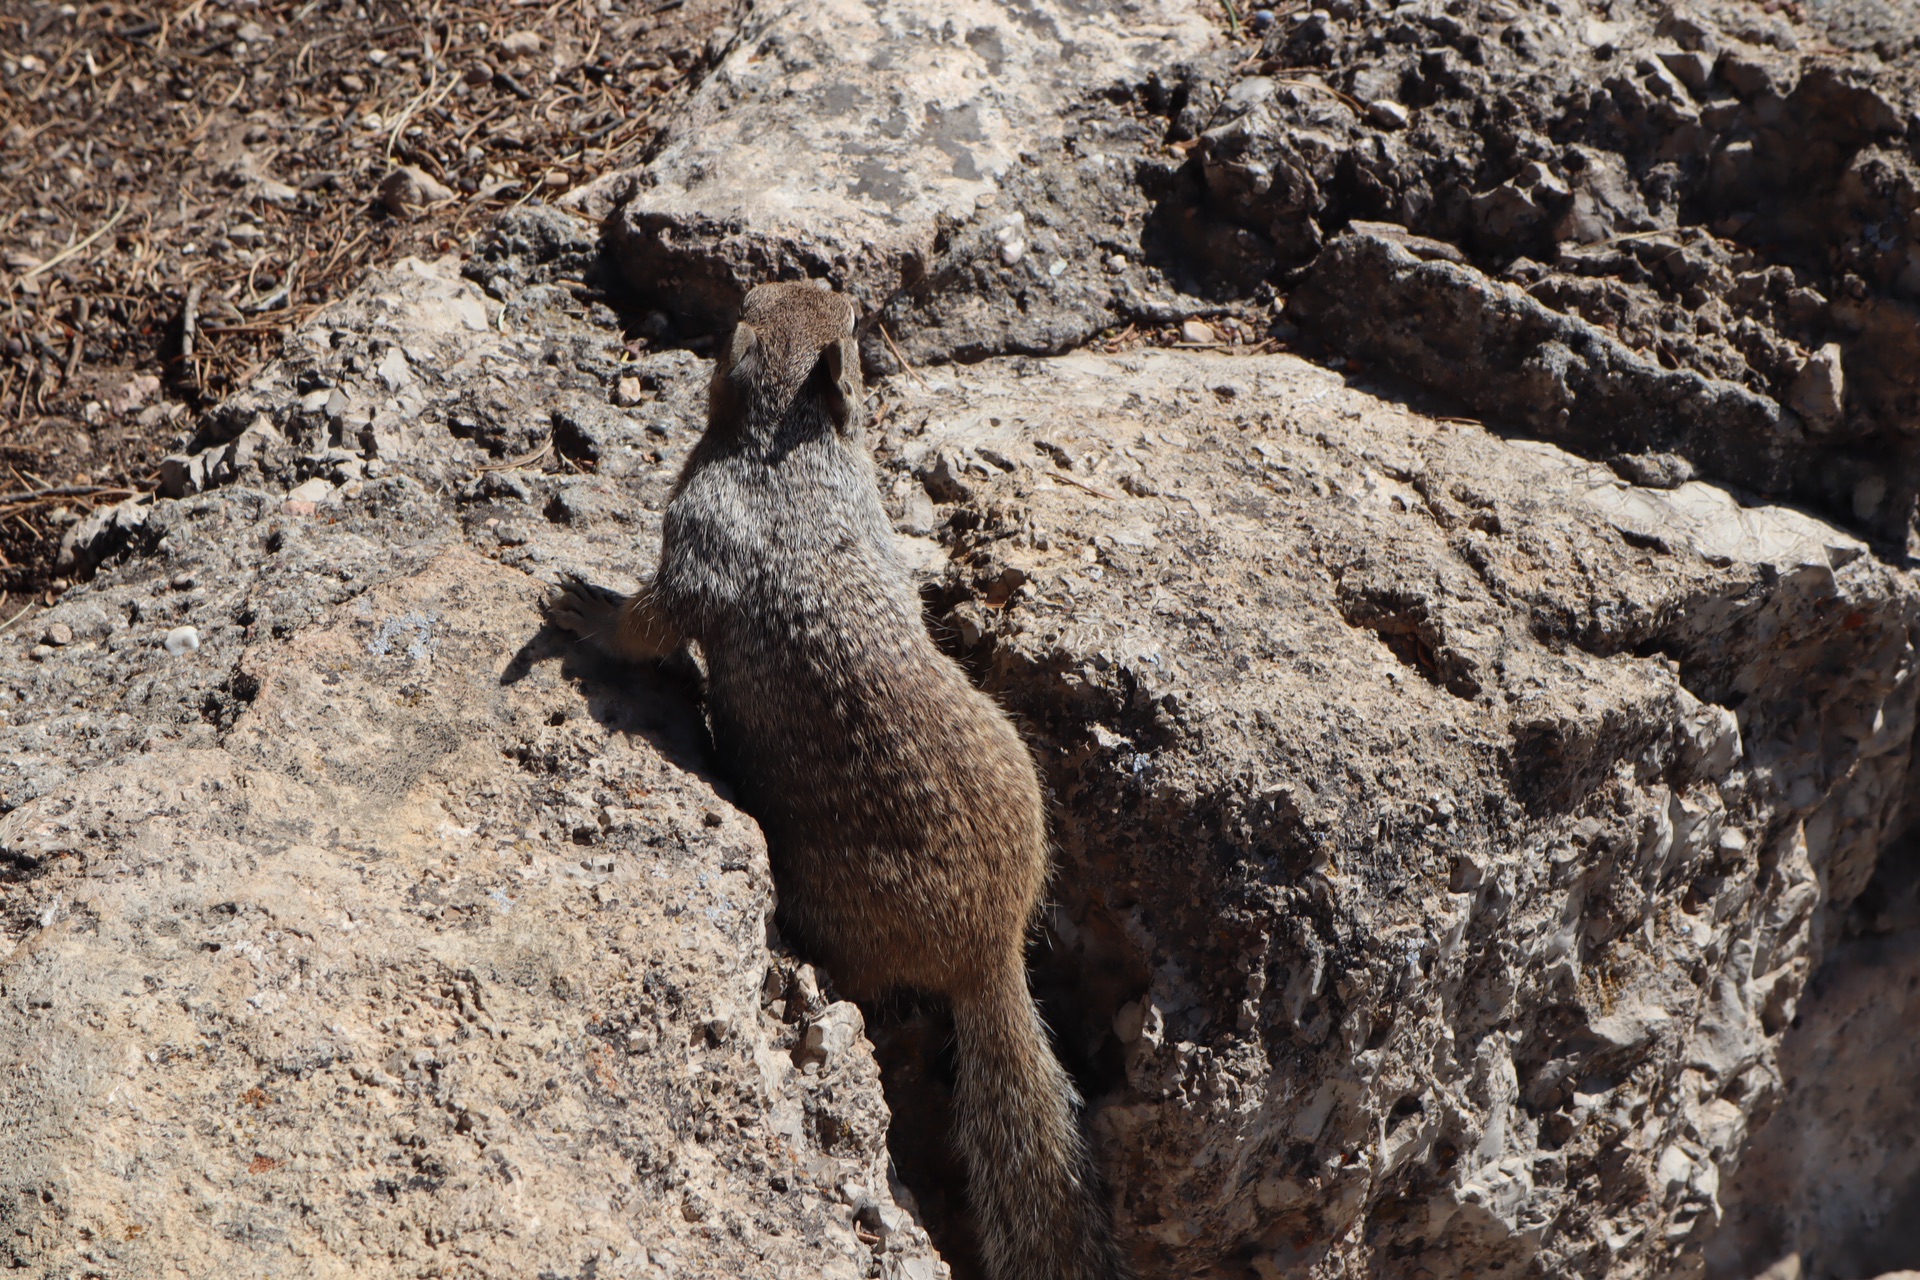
[{"left": 0, "top": 0, "right": 733, "bottom": 602}]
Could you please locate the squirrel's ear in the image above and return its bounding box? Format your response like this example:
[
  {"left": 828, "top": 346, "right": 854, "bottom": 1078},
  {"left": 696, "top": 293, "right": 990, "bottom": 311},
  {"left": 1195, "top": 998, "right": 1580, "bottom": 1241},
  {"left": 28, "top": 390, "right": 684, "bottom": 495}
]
[
  {"left": 722, "top": 321, "right": 760, "bottom": 380},
  {"left": 816, "top": 339, "right": 855, "bottom": 433}
]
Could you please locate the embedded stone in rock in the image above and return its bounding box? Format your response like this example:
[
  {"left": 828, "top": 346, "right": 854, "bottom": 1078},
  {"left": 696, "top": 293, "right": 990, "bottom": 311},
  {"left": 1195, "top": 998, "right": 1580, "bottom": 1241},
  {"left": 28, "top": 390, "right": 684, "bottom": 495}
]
[
  {"left": 1788, "top": 342, "right": 1846, "bottom": 431},
  {"left": 583, "top": 0, "right": 1213, "bottom": 331}
]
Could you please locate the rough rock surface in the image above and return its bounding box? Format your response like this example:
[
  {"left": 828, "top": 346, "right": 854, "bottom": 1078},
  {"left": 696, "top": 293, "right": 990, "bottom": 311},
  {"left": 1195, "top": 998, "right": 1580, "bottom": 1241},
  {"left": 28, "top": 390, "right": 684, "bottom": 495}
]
[
  {"left": 1, "top": 247, "right": 945, "bottom": 1280},
  {"left": 591, "top": 0, "right": 1920, "bottom": 555},
  {"left": 1705, "top": 829, "right": 1920, "bottom": 1280},
  {"left": 587, "top": 0, "right": 1214, "bottom": 342},
  {"left": 879, "top": 350, "right": 1914, "bottom": 1278}
]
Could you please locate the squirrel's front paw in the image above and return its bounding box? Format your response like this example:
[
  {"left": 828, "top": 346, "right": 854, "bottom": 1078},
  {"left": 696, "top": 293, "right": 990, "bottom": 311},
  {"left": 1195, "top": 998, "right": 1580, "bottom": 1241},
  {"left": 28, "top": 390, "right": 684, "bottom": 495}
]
[{"left": 547, "top": 574, "right": 624, "bottom": 640}]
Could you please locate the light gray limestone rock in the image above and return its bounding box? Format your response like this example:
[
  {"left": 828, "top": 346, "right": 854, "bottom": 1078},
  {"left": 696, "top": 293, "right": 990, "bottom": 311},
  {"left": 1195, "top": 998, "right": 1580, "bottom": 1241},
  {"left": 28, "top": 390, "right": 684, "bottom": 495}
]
[{"left": 873, "top": 349, "right": 1917, "bottom": 1278}]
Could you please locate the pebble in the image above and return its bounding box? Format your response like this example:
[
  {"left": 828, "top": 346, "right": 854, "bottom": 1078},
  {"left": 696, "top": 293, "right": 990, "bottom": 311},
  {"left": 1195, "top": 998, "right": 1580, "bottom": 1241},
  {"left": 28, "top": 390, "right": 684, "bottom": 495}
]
[
  {"left": 1250, "top": 8, "right": 1278, "bottom": 31},
  {"left": 852, "top": 1195, "right": 910, "bottom": 1243},
  {"left": 339, "top": 72, "right": 365, "bottom": 94},
  {"left": 1788, "top": 342, "right": 1845, "bottom": 430},
  {"left": 1658, "top": 49, "right": 1715, "bottom": 92},
  {"left": 613, "top": 377, "right": 646, "bottom": 406},
  {"left": 287, "top": 478, "right": 334, "bottom": 505},
  {"left": 1368, "top": 99, "right": 1411, "bottom": 129},
  {"left": 464, "top": 62, "right": 494, "bottom": 87},
  {"left": 375, "top": 346, "right": 414, "bottom": 391},
  {"left": 1181, "top": 318, "right": 1217, "bottom": 344},
  {"left": 107, "top": 375, "right": 161, "bottom": 416},
  {"left": 798, "top": 1001, "right": 863, "bottom": 1068},
  {"left": 41, "top": 623, "right": 73, "bottom": 647},
  {"left": 378, "top": 166, "right": 455, "bottom": 217},
  {"left": 500, "top": 30, "right": 543, "bottom": 56},
  {"left": 164, "top": 626, "right": 201, "bottom": 657}
]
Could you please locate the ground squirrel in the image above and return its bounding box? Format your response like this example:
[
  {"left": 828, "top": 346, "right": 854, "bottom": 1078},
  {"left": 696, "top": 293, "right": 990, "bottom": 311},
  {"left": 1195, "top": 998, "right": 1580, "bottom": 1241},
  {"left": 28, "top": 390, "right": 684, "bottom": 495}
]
[{"left": 549, "top": 280, "right": 1125, "bottom": 1280}]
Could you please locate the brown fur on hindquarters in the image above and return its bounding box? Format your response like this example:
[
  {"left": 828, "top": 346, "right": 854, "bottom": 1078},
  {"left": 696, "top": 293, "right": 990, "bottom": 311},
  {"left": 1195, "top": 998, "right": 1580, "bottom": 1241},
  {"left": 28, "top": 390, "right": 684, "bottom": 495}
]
[{"left": 548, "top": 280, "right": 1127, "bottom": 1280}]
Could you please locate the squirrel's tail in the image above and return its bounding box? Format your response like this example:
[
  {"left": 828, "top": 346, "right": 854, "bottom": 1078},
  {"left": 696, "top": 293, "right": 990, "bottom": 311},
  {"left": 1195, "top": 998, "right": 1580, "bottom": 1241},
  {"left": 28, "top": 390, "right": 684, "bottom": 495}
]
[{"left": 950, "top": 967, "right": 1129, "bottom": 1280}]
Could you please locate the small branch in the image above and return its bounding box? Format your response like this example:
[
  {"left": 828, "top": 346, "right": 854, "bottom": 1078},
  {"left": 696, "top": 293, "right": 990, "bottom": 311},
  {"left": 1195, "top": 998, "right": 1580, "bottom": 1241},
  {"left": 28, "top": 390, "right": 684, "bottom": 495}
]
[
  {"left": 63, "top": 295, "right": 89, "bottom": 383},
  {"left": 180, "top": 280, "right": 203, "bottom": 360},
  {"left": 879, "top": 322, "right": 929, "bottom": 391},
  {"left": 1048, "top": 471, "right": 1122, "bottom": 501},
  {"left": 0, "top": 483, "right": 140, "bottom": 508}
]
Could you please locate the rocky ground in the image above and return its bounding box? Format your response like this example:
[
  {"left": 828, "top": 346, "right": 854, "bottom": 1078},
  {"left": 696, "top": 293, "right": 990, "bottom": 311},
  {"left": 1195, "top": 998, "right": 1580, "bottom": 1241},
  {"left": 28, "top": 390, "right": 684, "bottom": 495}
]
[
  {"left": 2, "top": 0, "right": 1919, "bottom": 1278},
  {"left": 0, "top": 0, "right": 735, "bottom": 596}
]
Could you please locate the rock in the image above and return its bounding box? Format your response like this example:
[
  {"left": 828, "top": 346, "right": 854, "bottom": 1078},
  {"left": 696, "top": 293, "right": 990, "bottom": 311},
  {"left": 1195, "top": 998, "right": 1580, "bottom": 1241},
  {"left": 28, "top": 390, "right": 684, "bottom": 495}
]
[
  {"left": 1345, "top": 220, "right": 1468, "bottom": 264},
  {"left": 375, "top": 344, "right": 413, "bottom": 390},
  {"left": 583, "top": 0, "right": 1213, "bottom": 337},
  {"left": 799, "top": 1002, "right": 866, "bottom": 1070},
  {"left": 1708, "top": 920, "right": 1920, "bottom": 1280},
  {"left": 105, "top": 374, "right": 160, "bottom": 417},
  {"left": 878, "top": 343, "right": 1916, "bottom": 1277},
  {"left": 1610, "top": 451, "right": 1696, "bottom": 489},
  {"left": 39, "top": 623, "right": 72, "bottom": 647},
  {"left": 1658, "top": 49, "right": 1716, "bottom": 92},
  {"left": 0, "top": 256, "right": 937, "bottom": 1277},
  {"left": 6, "top": 0, "right": 1920, "bottom": 1269},
  {"left": 158, "top": 453, "right": 208, "bottom": 498},
  {"left": 1367, "top": 99, "right": 1410, "bottom": 129},
  {"left": 854, "top": 1193, "right": 913, "bottom": 1245},
  {"left": 162, "top": 625, "right": 200, "bottom": 655},
  {"left": 1288, "top": 230, "right": 1804, "bottom": 502},
  {"left": 1787, "top": 342, "right": 1845, "bottom": 431},
  {"left": 286, "top": 477, "right": 334, "bottom": 505},
  {"left": 55, "top": 497, "right": 150, "bottom": 576},
  {"left": 378, "top": 165, "right": 455, "bottom": 217},
  {"left": 1180, "top": 318, "right": 1217, "bottom": 344},
  {"left": 498, "top": 30, "right": 542, "bottom": 57}
]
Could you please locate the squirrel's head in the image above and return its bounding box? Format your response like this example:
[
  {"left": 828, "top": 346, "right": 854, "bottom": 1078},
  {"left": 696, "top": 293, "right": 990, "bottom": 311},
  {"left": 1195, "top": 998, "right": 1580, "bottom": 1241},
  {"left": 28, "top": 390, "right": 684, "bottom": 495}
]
[{"left": 710, "top": 280, "right": 862, "bottom": 442}]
